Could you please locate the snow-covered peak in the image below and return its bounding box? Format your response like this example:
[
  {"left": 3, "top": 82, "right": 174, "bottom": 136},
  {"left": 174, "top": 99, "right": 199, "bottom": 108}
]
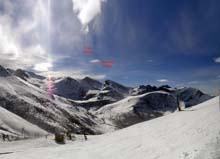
[
  {"left": 25, "top": 71, "right": 45, "bottom": 80},
  {"left": 80, "top": 76, "right": 102, "bottom": 90},
  {"left": 54, "top": 77, "right": 84, "bottom": 100},
  {"left": 96, "top": 91, "right": 178, "bottom": 129},
  {"left": 104, "top": 80, "right": 130, "bottom": 94},
  {"left": 14, "top": 69, "right": 29, "bottom": 80},
  {"left": 174, "top": 87, "right": 213, "bottom": 107}
]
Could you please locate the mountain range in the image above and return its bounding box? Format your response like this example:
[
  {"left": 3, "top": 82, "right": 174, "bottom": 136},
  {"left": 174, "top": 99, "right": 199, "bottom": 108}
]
[{"left": 0, "top": 65, "right": 213, "bottom": 138}]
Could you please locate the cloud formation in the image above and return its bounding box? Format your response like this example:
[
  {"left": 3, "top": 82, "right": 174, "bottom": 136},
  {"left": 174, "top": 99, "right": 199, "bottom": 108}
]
[
  {"left": 0, "top": 0, "right": 50, "bottom": 70},
  {"left": 214, "top": 57, "right": 220, "bottom": 63},
  {"left": 157, "top": 79, "right": 169, "bottom": 83},
  {"left": 34, "top": 62, "right": 53, "bottom": 72},
  {"left": 72, "top": 0, "right": 106, "bottom": 32},
  {"left": 90, "top": 59, "right": 101, "bottom": 63}
]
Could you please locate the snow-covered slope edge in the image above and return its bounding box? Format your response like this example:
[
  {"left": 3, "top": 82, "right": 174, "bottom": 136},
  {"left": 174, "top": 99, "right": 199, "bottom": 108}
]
[
  {"left": 2, "top": 96, "right": 220, "bottom": 159},
  {"left": 0, "top": 106, "right": 47, "bottom": 138}
]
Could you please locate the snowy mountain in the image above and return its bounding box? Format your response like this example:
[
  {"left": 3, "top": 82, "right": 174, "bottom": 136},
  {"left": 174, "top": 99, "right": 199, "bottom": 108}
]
[
  {"left": 14, "top": 69, "right": 29, "bottom": 80},
  {"left": 80, "top": 77, "right": 102, "bottom": 90},
  {"left": 0, "top": 65, "right": 214, "bottom": 139},
  {"left": 131, "top": 84, "right": 212, "bottom": 107},
  {"left": 173, "top": 87, "right": 213, "bottom": 107},
  {"left": 13, "top": 69, "right": 46, "bottom": 88},
  {"left": 96, "top": 91, "right": 178, "bottom": 129},
  {"left": 54, "top": 77, "right": 85, "bottom": 100},
  {"left": 52, "top": 77, "right": 102, "bottom": 100},
  {"left": 1, "top": 96, "right": 219, "bottom": 159},
  {"left": 0, "top": 66, "right": 104, "bottom": 135},
  {"left": 83, "top": 80, "right": 131, "bottom": 102},
  {"left": 103, "top": 80, "right": 131, "bottom": 96}
]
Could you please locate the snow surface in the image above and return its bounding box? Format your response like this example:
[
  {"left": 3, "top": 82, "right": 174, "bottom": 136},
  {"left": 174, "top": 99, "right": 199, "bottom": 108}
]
[
  {"left": 0, "top": 96, "right": 219, "bottom": 159},
  {"left": 0, "top": 107, "right": 47, "bottom": 138}
]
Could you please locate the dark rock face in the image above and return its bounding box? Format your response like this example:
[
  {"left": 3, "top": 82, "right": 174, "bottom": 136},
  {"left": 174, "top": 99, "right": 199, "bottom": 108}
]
[
  {"left": 93, "top": 80, "right": 131, "bottom": 102},
  {"left": 99, "top": 86, "right": 125, "bottom": 101},
  {"left": 104, "top": 80, "right": 130, "bottom": 95},
  {"left": 74, "top": 100, "right": 112, "bottom": 110},
  {"left": 0, "top": 65, "right": 10, "bottom": 77},
  {"left": 80, "top": 77, "right": 102, "bottom": 90},
  {"left": 131, "top": 85, "right": 173, "bottom": 96},
  {"left": 117, "top": 93, "right": 178, "bottom": 128},
  {"left": 132, "top": 84, "right": 212, "bottom": 108},
  {"left": 14, "top": 69, "right": 29, "bottom": 80},
  {"left": 54, "top": 77, "right": 102, "bottom": 100},
  {"left": 131, "top": 85, "right": 157, "bottom": 95},
  {"left": 25, "top": 71, "right": 46, "bottom": 80},
  {"left": 173, "top": 87, "right": 213, "bottom": 107},
  {"left": 97, "top": 92, "right": 178, "bottom": 129},
  {"left": 55, "top": 77, "right": 85, "bottom": 100}
]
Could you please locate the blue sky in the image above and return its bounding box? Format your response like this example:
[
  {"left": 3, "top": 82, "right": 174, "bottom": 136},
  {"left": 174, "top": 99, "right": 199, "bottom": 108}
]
[{"left": 0, "top": 0, "right": 220, "bottom": 95}]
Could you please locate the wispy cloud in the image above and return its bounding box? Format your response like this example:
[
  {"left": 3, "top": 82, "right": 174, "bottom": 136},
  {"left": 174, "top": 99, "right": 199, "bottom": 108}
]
[
  {"left": 214, "top": 57, "right": 220, "bottom": 63},
  {"left": 157, "top": 79, "right": 169, "bottom": 83},
  {"left": 90, "top": 59, "right": 101, "bottom": 63},
  {"left": 0, "top": 0, "right": 51, "bottom": 70},
  {"left": 44, "top": 69, "right": 106, "bottom": 80},
  {"left": 34, "top": 62, "right": 53, "bottom": 72},
  {"left": 187, "top": 81, "right": 199, "bottom": 85},
  {"left": 72, "top": 0, "right": 106, "bottom": 33}
]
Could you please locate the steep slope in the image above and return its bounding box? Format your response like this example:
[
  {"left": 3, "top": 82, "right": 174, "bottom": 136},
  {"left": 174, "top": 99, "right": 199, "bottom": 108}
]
[
  {"left": 0, "top": 66, "right": 104, "bottom": 135},
  {"left": 96, "top": 91, "right": 178, "bottom": 129},
  {"left": 13, "top": 69, "right": 29, "bottom": 81},
  {"left": 0, "top": 65, "right": 10, "bottom": 77},
  {"left": 54, "top": 77, "right": 84, "bottom": 100},
  {"left": 13, "top": 69, "right": 46, "bottom": 88},
  {"left": 84, "top": 80, "right": 131, "bottom": 102},
  {"left": 103, "top": 80, "right": 131, "bottom": 96},
  {"left": 0, "top": 106, "right": 47, "bottom": 138},
  {"left": 2, "top": 97, "right": 219, "bottom": 159},
  {"left": 80, "top": 77, "right": 102, "bottom": 90},
  {"left": 53, "top": 77, "right": 102, "bottom": 100}
]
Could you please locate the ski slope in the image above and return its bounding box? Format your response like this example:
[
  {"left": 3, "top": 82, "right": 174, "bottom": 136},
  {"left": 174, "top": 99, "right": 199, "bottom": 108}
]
[
  {"left": 1, "top": 96, "right": 219, "bottom": 159},
  {"left": 0, "top": 106, "right": 47, "bottom": 138}
]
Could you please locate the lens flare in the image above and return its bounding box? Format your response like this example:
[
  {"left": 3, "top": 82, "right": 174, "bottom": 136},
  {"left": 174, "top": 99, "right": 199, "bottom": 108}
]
[{"left": 45, "top": 0, "right": 55, "bottom": 100}]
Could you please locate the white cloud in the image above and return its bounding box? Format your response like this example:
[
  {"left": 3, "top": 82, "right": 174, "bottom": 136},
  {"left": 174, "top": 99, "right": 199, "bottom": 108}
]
[
  {"left": 34, "top": 62, "right": 53, "bottom": 72},
  {"left": 214, "top": 57, "right": 220, "bottom": 63},
  {"left": 0, "top": 24, "right": 20, "bottom": 60},
  {"left": 187, "top": 81, "right": 199, "bottom": 85},
  {"left": 0, "top": 0, "right": 53, "bottom": 71},
  {"left": 157, "top": 79, "right": 169, "bottom": 83},
  {"left": 89, "top": 74, "right": 106, "bottom": 80},
  {"left": 43, "top": 69, "right": 106, "bottom": 80},
  {"left": 90, "top": 59, "right": 101, "bottom": 63},
  {"left": 147, "top": 59, "right": 153, "bottom": 63},
  {"left": 72, "top": 0, "right": 106, "bottom": 33}
]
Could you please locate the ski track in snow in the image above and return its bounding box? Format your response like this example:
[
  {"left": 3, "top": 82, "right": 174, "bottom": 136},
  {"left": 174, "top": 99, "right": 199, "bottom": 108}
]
[{"left": 0, "top": 97, "right": 219, "bottom": 159}]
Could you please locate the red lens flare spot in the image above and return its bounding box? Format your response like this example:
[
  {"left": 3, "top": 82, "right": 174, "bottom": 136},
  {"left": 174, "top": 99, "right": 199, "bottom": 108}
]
[
  {"left": 83, "top": 47, "right": 93, "bottom": 54},
  {"left": 101, "top": 60, "right": 115, "bottom": 69}
]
